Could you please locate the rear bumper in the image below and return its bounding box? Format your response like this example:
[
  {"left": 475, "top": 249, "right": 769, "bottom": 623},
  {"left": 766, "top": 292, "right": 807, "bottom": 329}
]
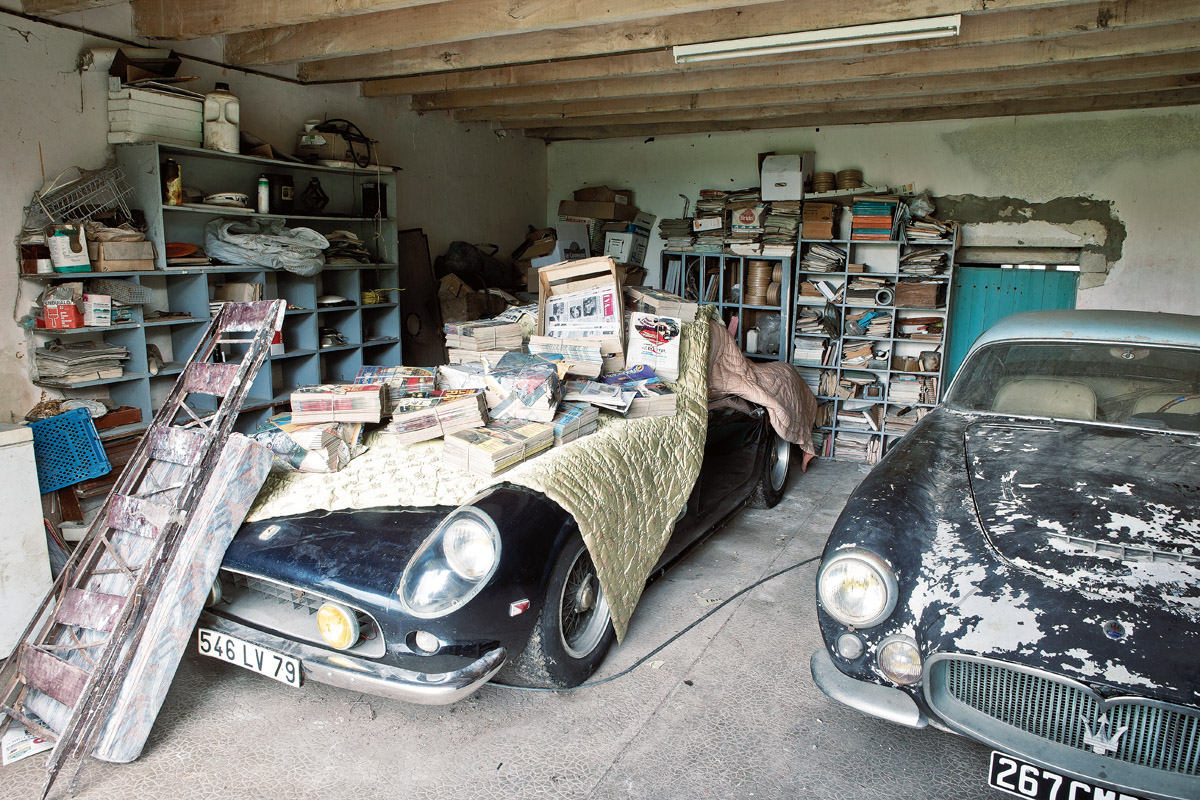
[
  {"left": 199, "top": 612, "right": 506, "bottom": 705},
  {"left": 810, "top": 649, "right": 928, "bottom": 729}
]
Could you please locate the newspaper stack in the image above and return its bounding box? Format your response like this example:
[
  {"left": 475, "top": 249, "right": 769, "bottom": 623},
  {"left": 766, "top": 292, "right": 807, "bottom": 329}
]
[
  {"left": 624, "top": 286, "right": 698, "bottom": 323},
  {"left": 792, "top": 337, "right": 827, "bottom": 366},
  {"left": 354, "top": 365, "right": 436, "bottom": 412},
  {"left": 527, "top": 335, "right": 604, "bottom": 378},
  {"left": 552, "top": 402, "right": 600, "bottom": 446},
  {"left": 443, "top": 419, "right": 554, "bottom": 477},
  {"left": 563, "top": 379, "right": 636, "bottom": 414},
  {"left": 899, "top": 248, "right": 949, "bottom": 275},
  {"left": 290, "top": 383, "right": 386, "bottom": 423},
  {"left": 446, "top": 349, "right": 512, "bottom": 367},
  {"left": 484, "top": 360, "right": 562, "bottom": 423},
  {"left": 444, "top": 318, "right": 523, "bottom": 351},
  {"left": 904, "top": 216, "right": 954, "bottom": 243},
  {"left": 762, "top": 201, "right": 801, "bottom": 256},
  {"left": 658, "top": 218, "right": 695, "bottom": 251},
  {"left": 600, "top": 364, "right": 677, "bottom": 418},
  {"left": 34, "top": 341, "right": 129, "bottom": 385},
  {"left": 800, "top": 242, "right": 847, "bottom": 272},
  {"left": 387, "top": 391, "right": 488, "bottom": 446}
]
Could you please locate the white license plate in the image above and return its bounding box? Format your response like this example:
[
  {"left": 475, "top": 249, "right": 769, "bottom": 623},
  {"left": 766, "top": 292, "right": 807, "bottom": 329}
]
[
  {"left": 989, "top": 751, "right": 1145, "bottom": 800},
  {"left": 197, "top": 628, "right": 301, "bottom": 688}
]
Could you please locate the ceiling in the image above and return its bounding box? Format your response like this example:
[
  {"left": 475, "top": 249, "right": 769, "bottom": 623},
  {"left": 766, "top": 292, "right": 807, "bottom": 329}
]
[{"left": 26, "top": 0, "right": 1200, "bottom": 141}]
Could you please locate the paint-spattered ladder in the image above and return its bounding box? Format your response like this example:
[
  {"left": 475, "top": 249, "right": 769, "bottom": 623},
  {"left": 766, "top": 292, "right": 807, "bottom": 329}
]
[{"left": 0, "top": 300, "right": 285, "bottom": 798}]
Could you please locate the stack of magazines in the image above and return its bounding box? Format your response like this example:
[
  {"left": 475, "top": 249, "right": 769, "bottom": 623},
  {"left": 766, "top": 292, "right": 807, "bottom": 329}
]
[
  {"left": 899, "top": 248, "right": 949, "bottom": 275},
  {"left": 290, "top": 384, "right": 386, "bottom": 424},
  {"left": 444, "top": 318, "right": 522, "bottom": 351},
  {"left": 443, "top": 419, "right": 554, "bottom": 477},
  {"left": 34, "top": 341, "right": 129, "bottom": 385},
  {"left": 527, "top": 335, "right": 604, "bottom": 378},
  {"left": 354, "top": 365, "right": 436, "bottom": 413},
  {"left": 387, "top": 390, "right": 488, "bottom": 446},
  {"left": 552, "top": 402, "right": 599, "bottom": 446},
  {"left": 600, "top": 364, "right": 677, "bottom": 418},
  {"left": 800, "top": 242, "right": 847, "bottom": 272}
]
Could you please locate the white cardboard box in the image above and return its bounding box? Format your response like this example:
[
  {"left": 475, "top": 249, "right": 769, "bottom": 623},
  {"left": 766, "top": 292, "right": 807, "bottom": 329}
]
[
  {"left": 532, "top": 220, "right": 592, "bottom": 268},
  {"left": 761, "top": 152, "right": 815, "bottom": 201}
]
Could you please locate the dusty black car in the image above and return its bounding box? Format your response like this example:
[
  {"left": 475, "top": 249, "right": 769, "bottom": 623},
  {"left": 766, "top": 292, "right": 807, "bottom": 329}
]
[{"left": 811, "top": 310, "right": 1200, "bottom": 800}]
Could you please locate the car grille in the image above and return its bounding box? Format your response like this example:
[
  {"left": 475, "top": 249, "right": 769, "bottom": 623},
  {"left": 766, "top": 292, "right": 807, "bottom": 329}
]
[{"left": 931, "top": 655, "right": 1200, "bottom": 776}]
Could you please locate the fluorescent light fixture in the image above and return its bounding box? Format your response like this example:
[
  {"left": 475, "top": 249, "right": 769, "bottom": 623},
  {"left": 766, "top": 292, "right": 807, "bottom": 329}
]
[{"left": 672, "top": 14, "right": 961, "bottom": 64}]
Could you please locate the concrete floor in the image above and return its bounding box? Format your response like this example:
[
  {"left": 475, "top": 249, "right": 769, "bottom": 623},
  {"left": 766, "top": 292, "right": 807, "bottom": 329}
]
[{"left": 1, "top": 459, "right": 996, "bottom": 800}]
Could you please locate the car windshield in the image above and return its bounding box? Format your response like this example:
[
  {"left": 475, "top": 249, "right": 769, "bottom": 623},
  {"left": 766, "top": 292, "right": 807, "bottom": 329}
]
[{"left": 946, "top": 340, "right": 1200, "bottom": 433}]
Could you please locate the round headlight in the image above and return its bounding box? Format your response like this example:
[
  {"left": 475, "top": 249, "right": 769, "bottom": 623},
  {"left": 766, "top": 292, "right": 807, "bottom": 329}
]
[
  {"left": 877, "top": 635, "right": 922, "bottom": 685},
  {"left": 817, "top": 549, "right": 898, "bottom": 628},
  {"left": 443, "top": 518, "right": 499, "bottom": 579},
  {"left": 316, "top": 602, "right": 360, "bottom": 650}
]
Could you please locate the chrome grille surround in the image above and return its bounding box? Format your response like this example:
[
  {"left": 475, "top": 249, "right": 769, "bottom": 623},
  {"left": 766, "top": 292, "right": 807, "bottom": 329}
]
[
  {"left": 215, "top": 569, "right": 385, "bottom": 658},
  {"left": 925, "top": 653, "right": 1200, "bottom": 800}
]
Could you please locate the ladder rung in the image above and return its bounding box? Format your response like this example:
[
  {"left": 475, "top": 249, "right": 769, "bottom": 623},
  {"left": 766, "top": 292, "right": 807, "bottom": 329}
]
[
  {"left": 17, "top": 644, "right": 90, "bottom": 709},
  {"left": 218, "top": 301, "right": 282, "bottom": 332},
  {"left": 147, "top": 425, "right": 207, "bottom": 466},
  {"left": 183, "top": 363, "right": 241, "bottom": 398},
  {"left": 0, "top": 703, "right": 59, "bottom": 743},
  {"left": 57, "top": 588, "right": 127, "bottom": 633},
  {"left": 106, "top": 493, "right": 173, "bottom": 539}
]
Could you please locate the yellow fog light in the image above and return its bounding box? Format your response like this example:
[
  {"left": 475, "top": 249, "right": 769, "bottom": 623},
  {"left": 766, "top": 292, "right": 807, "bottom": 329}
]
[{"left": 316, "top": 602, "right": 360, "bottom": 650}]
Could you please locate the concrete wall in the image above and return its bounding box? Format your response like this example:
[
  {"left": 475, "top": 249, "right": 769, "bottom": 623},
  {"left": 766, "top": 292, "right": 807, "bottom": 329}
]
[
  {"left": 0, "top": 5, "right": 545, "bottom": 422},
  {"left": 546, "top": 106, "right": 1200, "bottom": 313}
]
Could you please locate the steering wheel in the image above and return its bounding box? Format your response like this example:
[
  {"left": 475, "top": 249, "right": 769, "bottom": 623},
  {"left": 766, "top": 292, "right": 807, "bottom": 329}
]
[{"left": 1158, "top": 393, "right": 1200, "bottom": 412}]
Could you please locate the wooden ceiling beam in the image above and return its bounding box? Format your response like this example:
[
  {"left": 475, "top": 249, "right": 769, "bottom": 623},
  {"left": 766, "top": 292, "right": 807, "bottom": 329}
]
[
  {"left": 328, "top": 0, "right": 1171, "bottom": 82},
  {"left": 130, "top": 0, "right": 451, "bottom": 40},
  {"left": 21, "top": 0, "right": 122, "bottom": 13},
  {"left": 521, "top": 87, "right": 1200, "bottom": 140},
  {"left": 409, "top": 21, "right": 1200, "bottom": 110},
  {"left": 449, "top": 53, "right": 1200, "bottom": 122},
  {"left": 308, "top": 0, "right": 1103, "bottom": 81}
]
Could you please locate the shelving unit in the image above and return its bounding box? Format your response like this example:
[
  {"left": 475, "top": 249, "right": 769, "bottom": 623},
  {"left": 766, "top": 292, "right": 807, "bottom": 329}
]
[
  {"left": 792, "top": 224, "right": 958, "bottom": 464},
  {"left": 660, "top": 251, "right": 793, "bottom": 361},
  {"left": 25, "top": 142, "right": 401, "bottom": 434}
]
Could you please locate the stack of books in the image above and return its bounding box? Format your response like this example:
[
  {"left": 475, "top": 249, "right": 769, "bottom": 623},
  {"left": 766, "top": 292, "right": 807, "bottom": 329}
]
[
  {"left": 799, "top": 242, "right": 846, "bottom": 271},
  {"left": 888, "top": 375, "right": 923, "bottom": 405},
  {"left": 884, "top": 406, "right": 928, "bottom": 435},
  {"left": 833, "top": 431, "right": 882, "bottom": 464},
  {"left": 799, "top": 279, "right": 842, "bottom": 302},
  {"left": 600, "top": 364, "right": 677, "bottom": 418},
  {"left": 899, "top": 248, "right": 949, "bottom": 275},
  {"left": 552, "top": 402, "right": 600, "bottom": 446},
  {"left": 444, "top": 318, "right": 523, "bottom": 351},
  {"left": 658, "top": 218, "right": 695, "bottom": 251},
  {"left": 904, "top": 216, "right": 954, "bottom": 243},
  {"left": 795, "top": 367, "right": 821, "bottom": 397},
  {"left": 792, "top": 337, "right": 829, "bottom": 366},
  {"left": 290, "top": 383, "right": 386, "bottom": 424},
  {"left": 837, "top": 400, "right": 883, "bottom": 432},
  {"left": 443, "top": 419, "right": 554, "bottom": 477},
  {"left": 846, "top": 309, "right": 892, "bottom": 338},
  {"left": 387, "top": 391, "right": 488, "bottom": 446},
  {"left": 801, "top": 202, "right": 838, "bottom": 239},
  {"left": 354, "top": 365, "right": 436, "bottom": 413},
  {"left": 851, "top": 196, "right": 900, "bottom": 241},
  {"left": 841, "top": 340, "right": 875, "bottom": 366},
  {"left": 896, "top": 315, "right": 944, "bottom": 341},
  {"left": 34, "top": 341, "right": 129, "bottom": 385}
]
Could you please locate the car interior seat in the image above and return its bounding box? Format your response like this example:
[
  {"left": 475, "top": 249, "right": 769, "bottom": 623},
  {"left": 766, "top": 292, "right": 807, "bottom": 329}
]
[
  {"left": 1129, "top": 392, "right": 1200, "bottom": 417},
  {"left": 992, "top": 378, "right": 1098, "bottom": 420}
]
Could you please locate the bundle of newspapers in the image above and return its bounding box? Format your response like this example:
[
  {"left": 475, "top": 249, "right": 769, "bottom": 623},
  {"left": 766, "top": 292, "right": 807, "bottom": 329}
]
[
  {"left": 289, "top": 383, "right": 386, "bottom": 423},
  {"left": 387, "top": 390, "right": 488, "bottom": 446},
  {"left": 551, "top": 402, "right": 599, "bottom": 446},
  {"left": 443, "top": 419, "right": 554, "bottom": 477},
  {"left": 444, "top": 318, "right": 523, "bottom": 351},
  {"left": 353, "top": 365, "right": 436, "bottom": 412}
]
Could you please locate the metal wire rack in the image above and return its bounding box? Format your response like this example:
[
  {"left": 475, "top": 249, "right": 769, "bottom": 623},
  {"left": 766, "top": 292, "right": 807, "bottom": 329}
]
[{"left": 22, "top": 165, "right": 135, "bottom": 233}]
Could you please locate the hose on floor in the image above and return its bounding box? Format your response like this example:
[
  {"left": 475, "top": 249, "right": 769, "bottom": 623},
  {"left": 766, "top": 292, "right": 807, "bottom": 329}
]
[{"left": 488, "top": 553, "right": 821, "bottom": 693}]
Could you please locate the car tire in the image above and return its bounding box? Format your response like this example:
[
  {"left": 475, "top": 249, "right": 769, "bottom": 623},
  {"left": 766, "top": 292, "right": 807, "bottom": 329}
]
[
  {"left": 501, "top": 536, "right": 617, "bottom": 689},
  {"left": 747, "top": 429, "right": 791, "bottom": 509}
]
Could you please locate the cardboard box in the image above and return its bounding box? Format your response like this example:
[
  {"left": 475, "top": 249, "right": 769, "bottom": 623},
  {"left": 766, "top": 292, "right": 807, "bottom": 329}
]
[
  {"left": 603, "top": 230, "right": 650, "bottom": 268},
  {"left": 532, "top": 220, "right": 591, "bottom": 269},
  {"left": 82, "top": 294, "right": 112, "bottom": 327},
  {"left": 108, "top": 47, "right": 182, "bottom": 83},
  {"left": 558, "top": 215, "right": 606, "bottom": 256},
  {"left": 438, "top": 273, "right": 505, "bottom": 323},
  {"left": 536, "top": 257, "right": 626, "bottom": 370},
  {"left": 572, "top": 186, "right": 633, "bottom": 206},
  {"left": 558, "top": 200, "right": 640, "bottom": 222},
  {"left": 761, "top": 152, "right": 815, "bottom": 201},
  {"left": 213, "top": 282, "right": 264, "bottom": 302},
  {"left": 43, "top": 302, "right": 83, "bottom": 329},
  {"left": 87, "top": 241, "right": 156, "bottom": 272}
]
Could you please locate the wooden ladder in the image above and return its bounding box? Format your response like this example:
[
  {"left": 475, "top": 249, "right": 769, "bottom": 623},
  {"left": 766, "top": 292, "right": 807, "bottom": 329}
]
[{"left": 0, "top": 300, "right": 285, "bottom": 798}]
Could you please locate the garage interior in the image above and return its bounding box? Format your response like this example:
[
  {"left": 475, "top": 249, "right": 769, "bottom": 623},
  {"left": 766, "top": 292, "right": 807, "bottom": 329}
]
[{"left": 1, "top": 1, "right": 1198, "bottom": 798}]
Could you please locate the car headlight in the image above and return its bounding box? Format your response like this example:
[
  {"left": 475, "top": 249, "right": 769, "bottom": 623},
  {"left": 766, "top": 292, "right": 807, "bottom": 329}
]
[
  {"left": 817, "top": 548, "right": 898, "bottom": 628},
  {"left": 877, "top": 634, "right": 922, "bottom": 684},
  {"left": 397, "top": 506, "right": 501, "bottom": 618}
]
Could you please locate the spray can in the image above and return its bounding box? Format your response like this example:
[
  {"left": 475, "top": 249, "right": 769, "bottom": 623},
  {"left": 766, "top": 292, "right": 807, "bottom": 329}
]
[
  {"left": 163, "top": 158, "right": 182, "bottom": 206},
  {"left": 203, "top": 82, "right": 240, "bottom": 153},
  {"left": 256, "top": 174, "right": 270, "bottom": 214}
]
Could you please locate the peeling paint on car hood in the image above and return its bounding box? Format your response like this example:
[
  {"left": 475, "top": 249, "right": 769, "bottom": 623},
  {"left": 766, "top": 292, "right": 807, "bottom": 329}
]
[{"left": 966, "top": 421, "right": 1200, "bottom": 622}]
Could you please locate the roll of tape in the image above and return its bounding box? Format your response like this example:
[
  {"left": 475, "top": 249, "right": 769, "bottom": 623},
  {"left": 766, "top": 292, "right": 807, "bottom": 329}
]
[{"left": 875, "top": 288, "right": 894, "bottom": 306}]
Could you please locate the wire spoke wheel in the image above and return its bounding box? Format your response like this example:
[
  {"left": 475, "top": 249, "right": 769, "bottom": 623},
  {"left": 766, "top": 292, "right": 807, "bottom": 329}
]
[{"left": 558, "top": 545, "right": 611, "bottom": 659}]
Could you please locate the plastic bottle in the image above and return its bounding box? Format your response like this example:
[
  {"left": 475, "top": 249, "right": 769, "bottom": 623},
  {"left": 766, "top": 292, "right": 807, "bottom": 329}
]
[
  {"left": 202, "top": 82, "right": 240, "bottom": 153},
  {"left": 256, "top": 174, "right": 270, "bottom": 214}
]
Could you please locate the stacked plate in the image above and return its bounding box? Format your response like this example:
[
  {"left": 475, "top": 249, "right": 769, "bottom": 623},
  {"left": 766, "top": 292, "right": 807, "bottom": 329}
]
[
  {"left": 745, "top": 260, "right": 775, "bottom": 305},
  {"left": 812, "top": 172, "right": 837, "bottom": 193},
  {"left": 836, "top": 169, "right": 864, "bottom": 190}
]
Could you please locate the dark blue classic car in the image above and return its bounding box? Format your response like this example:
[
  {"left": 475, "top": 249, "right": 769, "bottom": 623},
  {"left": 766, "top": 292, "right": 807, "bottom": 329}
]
[
  {"left": 811, "top": 310, "right": 1200, "bottom": 800},
  {"left": 198, "top": 403, "right": 792, "bottom": 704}
]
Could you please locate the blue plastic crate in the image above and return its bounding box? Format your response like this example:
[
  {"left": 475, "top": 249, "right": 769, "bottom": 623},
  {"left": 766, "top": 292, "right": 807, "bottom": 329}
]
[{"left": 29, "top": 408, "right": 112, "bottom": 494}]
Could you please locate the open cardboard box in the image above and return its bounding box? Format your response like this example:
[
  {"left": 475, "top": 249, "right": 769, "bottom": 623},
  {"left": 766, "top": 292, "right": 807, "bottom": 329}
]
[{"left": 536, "top": 256, "right": 626, "bottom": 373}]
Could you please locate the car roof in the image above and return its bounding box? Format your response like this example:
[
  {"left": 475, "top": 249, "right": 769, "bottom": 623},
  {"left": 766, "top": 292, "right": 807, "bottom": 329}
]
[{"left": 971, "top": 309, "right": 1200, "bottom": 350}]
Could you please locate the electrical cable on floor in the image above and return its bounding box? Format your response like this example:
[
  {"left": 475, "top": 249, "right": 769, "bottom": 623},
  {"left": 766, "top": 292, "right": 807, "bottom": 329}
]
[{"left": 489, "top": 553, "right": 821, "bottom": 693}]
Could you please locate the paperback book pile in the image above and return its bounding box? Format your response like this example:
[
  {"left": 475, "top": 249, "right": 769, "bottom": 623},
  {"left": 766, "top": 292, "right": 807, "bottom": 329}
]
[
  {"left": 834, "top": 431, "right": 882, "bottom": 464},
  {"left": 845, "top": 309, "right": 892, "bottom": 338},
  {"left": 443, "top": 419, "right": 554, "bottom": 477},
  {"left": 692, "top": 190, "right": 727, "bottom": 253},
  {"left": 600, "top": 364, "right": 677, "bottom": 418},
  {"left": 888, "top": 375, "right": 923, "bottom": 405},
  {"left": 387, "top": 390, "right": 488, "bottom": 446},
  {"left": 899, "top": 248, "right": 949, "bottom": 275},
  {"left": 627, "top": 312, "right": 682, "bottom": 382},
  {"left": 34, "top": 340, "right": 129, "bottom": 385},
  {"left": 792, "top": 336, "right": 829, "bottom": 366},
  {"left": 904, "top": 216, "right": 954, "bottom": 243},
  {"left": 799, "top": 242, "right": 846, "bottom": 272},
  {"left": 801, "top": 202, "right": 838, "bottom": 240},
  {"left": 551, "top": 402, "right": 599, "bottom": 446},
  {"left": 290, "top": 383, "right": 386, "bottom": 423},
  {"left": 851, "top": 196, "right": 900, "bottom": 241},
  {"left": 354, "top": 365, "right": 436, "bottom": 412},
  {"left": 444, "top": 318, "right": 523, "bottom": 351},
  {"left": 837, "top": 400, "right": 883, "bottom": 432},
  {"left": 841, "top": 340, "right": 875, "bottom": 366}
]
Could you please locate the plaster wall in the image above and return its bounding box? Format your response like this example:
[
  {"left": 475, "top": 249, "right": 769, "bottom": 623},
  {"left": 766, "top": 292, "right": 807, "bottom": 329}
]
[
  {"left": 546, "top": 106, "right": 1200, "bottom": 312},
  {"left": 0, "top": 5, "right": 545, "bottom": 423}
]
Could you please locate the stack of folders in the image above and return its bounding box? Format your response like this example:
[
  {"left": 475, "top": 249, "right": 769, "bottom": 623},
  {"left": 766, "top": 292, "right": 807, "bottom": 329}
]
[
  {"left": 443, "top": 419, "right": 554, "bottom": 477},
  {"left": 444, "top": 318, "right": 523, "bottom": 351},
  {"left": 552, "top": 402, "right": 600, "bottom": 446},
  {"left": 387, "top": 391, "right": 488, "bottom": 446}
]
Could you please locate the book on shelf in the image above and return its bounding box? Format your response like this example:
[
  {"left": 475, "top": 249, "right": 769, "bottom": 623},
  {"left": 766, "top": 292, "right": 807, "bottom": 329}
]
[{"left": 442, "top": 419, "right": 555, "bottom": 477}]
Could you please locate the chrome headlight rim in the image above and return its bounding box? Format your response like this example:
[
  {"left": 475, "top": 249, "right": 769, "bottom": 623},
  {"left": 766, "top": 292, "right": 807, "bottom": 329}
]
[
  {"left": 816, "top": 548, "right": 898, "bottom": 629},
  {"left": 397, "top": 505, "right": 501, "bottom": 619}
]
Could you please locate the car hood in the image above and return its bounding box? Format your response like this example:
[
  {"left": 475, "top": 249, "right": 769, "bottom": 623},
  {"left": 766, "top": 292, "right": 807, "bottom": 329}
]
[{"left": 965, "top": 420, "right": 1200, "bottom": 622}]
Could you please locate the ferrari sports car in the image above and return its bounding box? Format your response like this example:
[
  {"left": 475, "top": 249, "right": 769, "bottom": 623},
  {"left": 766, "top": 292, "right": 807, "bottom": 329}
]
[
  {"left": 198, "top": 402, "right": 792, "bottom": 705},
  {"left": 811, "top": 310, "right": 1200, "bottom": 800}
]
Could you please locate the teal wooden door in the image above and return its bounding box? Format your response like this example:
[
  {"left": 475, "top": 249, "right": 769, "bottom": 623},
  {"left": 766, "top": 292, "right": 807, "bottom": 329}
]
[{"left": 945, "top": 267, "right": 1077, "bottom": 383}]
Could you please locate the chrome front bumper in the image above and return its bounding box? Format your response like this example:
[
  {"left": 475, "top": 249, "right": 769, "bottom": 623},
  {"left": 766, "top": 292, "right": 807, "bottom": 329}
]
[
  {"left": 810, "top": 649, "right": 928, "bottom": 728},
  {"left": 199, "top": 612, "right": 507, "bottom": 705}
]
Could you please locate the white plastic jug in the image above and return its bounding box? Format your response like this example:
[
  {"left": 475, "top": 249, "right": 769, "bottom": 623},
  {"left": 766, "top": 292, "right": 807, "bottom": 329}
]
[{"left": 203, "top": 82, "right": 240, "bottom": 153}]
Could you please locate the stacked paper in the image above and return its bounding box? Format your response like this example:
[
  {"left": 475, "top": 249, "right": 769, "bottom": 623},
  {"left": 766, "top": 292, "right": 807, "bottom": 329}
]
[
  {"left": 800, "top": 242, "right": 846, "bottom": 272},
  {"left": 354, "top": 365, "right": 436, "bottom": 412},
  {"left": 34, "top": 341, "right": 129, "bottom": 385},
  {"left": 527, "top": 335, "right": 604, "bottom": 378},
  {"left": 444, "top": 318, "right": 523, "bottom": 351},
  {"left": 443, "top": 419, "right": 554, "bottom": 477},
  {"left": 600, "top": 364, "right": 677, "bottom": 418},
  {"left": 484, "top": 360, "right": 562, "bottom": 423},
  {"left": 290, "top": 383, "right": 386, "bottom": 423},
  {"left": 387, "top": 391, "right": 488, "bottom": 446},
  {"left": 552, "top": 402, "right": 600, "bottom": 446}
]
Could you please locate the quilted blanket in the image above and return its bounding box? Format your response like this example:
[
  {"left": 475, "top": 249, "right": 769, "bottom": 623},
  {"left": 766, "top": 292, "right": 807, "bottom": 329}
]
[{"left": 246, "top": 307, "right": 714, "bottom": 641}]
